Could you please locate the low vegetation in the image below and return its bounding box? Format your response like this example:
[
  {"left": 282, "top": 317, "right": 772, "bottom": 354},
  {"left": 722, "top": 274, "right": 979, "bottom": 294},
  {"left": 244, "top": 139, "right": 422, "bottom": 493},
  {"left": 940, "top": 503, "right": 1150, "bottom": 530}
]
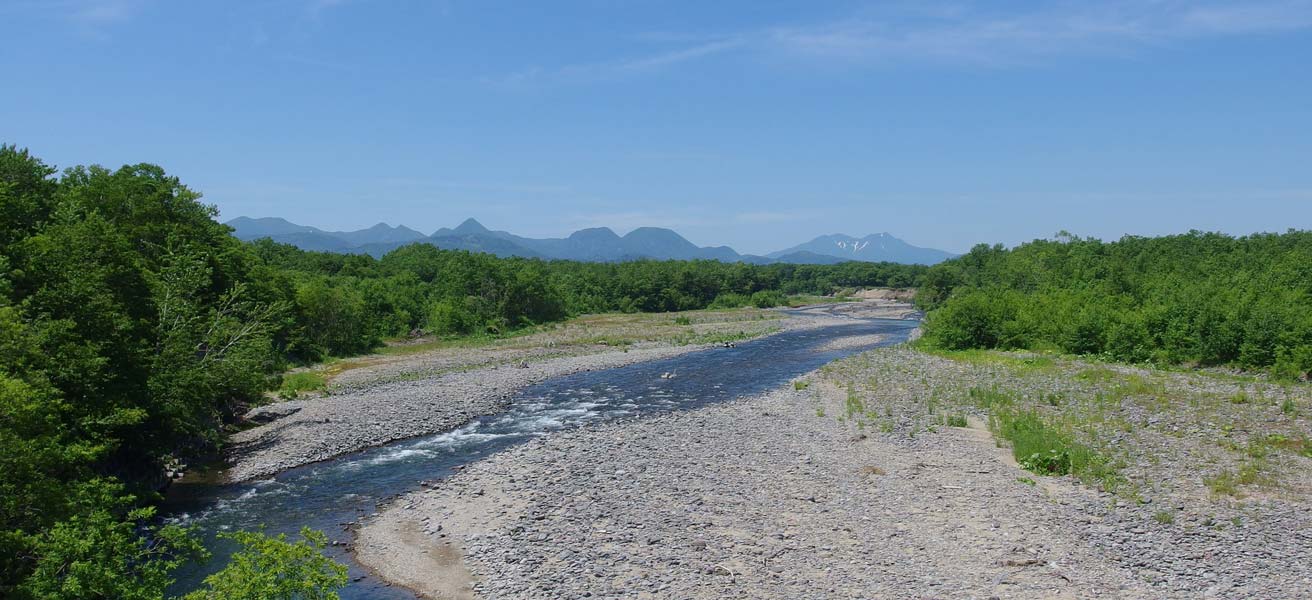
[
  {"left": 277, "top": 372, "right": 327, "bottom": 399},
  {"left": 819, "top": 346, "right": 1311, "bottom": 505},
  {"left": 917, "top": 231, "right": 1312, "bottom": 380}
]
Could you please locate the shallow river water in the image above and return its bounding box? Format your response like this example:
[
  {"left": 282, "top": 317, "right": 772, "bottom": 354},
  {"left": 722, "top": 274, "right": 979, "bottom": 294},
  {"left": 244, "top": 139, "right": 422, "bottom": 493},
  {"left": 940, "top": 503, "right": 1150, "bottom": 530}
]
[{"left": 165, "top": 313, "right": 918, "bottom": 597}]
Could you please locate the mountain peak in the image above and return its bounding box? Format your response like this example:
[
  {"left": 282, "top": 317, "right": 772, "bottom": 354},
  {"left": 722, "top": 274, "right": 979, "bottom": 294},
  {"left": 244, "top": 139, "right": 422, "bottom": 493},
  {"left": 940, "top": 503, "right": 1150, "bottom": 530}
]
[
  {"left": 767, "top": 232, "right": 955, "bottom": 265},
  {"left": 225, "top": 216, "right": 319, "bottom": 238},
  {"left": 569, "top": 227, "right": 621, "bottom": 241},
  {"left": 453, "top": 218, "right": 489, "bottom": 235}
]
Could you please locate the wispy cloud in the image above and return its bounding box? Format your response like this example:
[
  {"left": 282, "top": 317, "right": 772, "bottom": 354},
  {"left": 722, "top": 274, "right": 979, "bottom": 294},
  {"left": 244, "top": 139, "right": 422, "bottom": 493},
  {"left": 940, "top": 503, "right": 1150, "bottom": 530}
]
[
  {"left": 0, "top": 0, "right": 144, "bottom": 28},
  {"left": 69, "top": 0, "right": 135, "bottom": 25},
  {"left": 766, "top": 1, "right": 1312, "bottom": 66},
  {"left": 494, "top": 38, "right": 743, "bottom": 86},
  {"left": 494, "top": 1, "right": 1312, "bottom": 84}
]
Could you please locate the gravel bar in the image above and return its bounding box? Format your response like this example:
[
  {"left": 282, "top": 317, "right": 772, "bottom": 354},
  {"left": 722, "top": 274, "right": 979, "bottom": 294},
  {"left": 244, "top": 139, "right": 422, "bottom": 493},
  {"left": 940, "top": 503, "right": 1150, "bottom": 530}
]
[{"left": 355, "top": 348, "right": 1312, "bottom": 599}]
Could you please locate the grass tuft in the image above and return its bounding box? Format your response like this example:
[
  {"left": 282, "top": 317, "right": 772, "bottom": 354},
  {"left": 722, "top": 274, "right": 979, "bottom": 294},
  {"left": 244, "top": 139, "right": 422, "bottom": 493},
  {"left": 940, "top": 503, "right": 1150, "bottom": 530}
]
[{"left": 278, "top": 371, "right": 326, "bottom": 399}]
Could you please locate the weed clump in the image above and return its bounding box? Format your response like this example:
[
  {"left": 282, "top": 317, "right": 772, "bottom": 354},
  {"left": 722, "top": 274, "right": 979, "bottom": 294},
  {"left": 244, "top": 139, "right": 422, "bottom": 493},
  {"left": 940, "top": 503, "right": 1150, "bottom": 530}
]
[
  {"left": 1281, "top": 396, "right": 1297, "bottom": 416},
  {"left": 988, "top": 406, "right": 1119, "bottom": 489},
  {"left": 844, "top": 386, "right": 866, "bottom": 419}
]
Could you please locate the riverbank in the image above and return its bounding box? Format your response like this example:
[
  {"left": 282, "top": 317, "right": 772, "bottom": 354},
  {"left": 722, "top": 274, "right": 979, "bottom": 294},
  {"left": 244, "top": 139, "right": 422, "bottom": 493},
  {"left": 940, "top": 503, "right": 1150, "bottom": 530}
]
[
  {"left": 356, "top": 346, "right": 1311, "bottom": 599},
  {"left": 224, "top": 303, "right": 884, "bottom": 482}
]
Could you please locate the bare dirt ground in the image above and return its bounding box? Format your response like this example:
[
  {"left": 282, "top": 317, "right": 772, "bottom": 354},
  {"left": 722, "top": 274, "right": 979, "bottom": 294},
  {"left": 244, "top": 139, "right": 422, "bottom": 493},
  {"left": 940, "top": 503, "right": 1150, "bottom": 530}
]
[
  {"left": 850, "top": 287, "right": 918, "bottom": 302},
  {"left": 356, "top": 346, "right": 1312, "bottom": 599}
]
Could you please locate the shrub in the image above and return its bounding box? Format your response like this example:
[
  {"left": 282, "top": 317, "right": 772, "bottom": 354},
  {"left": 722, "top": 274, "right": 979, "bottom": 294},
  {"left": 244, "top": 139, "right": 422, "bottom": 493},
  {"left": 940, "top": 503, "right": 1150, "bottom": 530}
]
[
  {"left": 749, "top": 290, "right": 786, "bottom": 309},
  {"left": 707, "top": 293, "right": 750, "bottom": 309},
  {"left": 925, "top": 290, "right": 1015, "bottom": 350}
]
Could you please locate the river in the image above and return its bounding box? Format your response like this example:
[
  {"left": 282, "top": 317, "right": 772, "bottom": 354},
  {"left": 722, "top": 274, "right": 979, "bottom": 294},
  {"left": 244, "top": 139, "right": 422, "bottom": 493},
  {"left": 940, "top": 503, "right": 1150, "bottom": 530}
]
[{"left": 165, "top": 313, "right": 918, "bottom": 598}]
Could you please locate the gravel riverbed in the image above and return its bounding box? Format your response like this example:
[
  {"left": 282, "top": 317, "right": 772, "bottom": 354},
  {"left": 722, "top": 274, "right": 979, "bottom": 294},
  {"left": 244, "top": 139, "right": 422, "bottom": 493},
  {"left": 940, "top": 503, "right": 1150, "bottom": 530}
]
[{"left": 355, "top": 347, "right": 1312, "bottom": 599}]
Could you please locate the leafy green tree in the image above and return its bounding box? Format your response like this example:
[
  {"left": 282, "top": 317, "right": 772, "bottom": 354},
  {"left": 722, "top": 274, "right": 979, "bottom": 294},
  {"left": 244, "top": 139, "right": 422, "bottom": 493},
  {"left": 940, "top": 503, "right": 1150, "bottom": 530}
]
[
  {"left": 294, "top": 278, "right": 375, "bottom": 357},
  {"left": 18, "top": 484, "right": 205, "bottom": 600},
  {"left": 182, "top": 528, "right": 348, "bottom": 600}
]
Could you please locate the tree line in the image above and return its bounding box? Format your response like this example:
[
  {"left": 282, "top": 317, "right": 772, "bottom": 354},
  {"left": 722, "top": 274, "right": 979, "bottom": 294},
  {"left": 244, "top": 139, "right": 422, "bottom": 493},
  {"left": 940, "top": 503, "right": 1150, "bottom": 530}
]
[
  {"left": 0, "top": 144, "right": 924, "bottom": 597},
  {"left": 918, "top": 231, "right": 1312, "bottom": 379},
  {"left": 255, "top": 239, "right": 924, "bottom": 360}
]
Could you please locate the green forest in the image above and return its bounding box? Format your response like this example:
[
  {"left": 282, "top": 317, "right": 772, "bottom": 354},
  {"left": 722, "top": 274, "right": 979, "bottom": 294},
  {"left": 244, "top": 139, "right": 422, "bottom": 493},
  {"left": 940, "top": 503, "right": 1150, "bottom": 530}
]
[
  {"left": 918, "top": 231, "right": 1312, "bottom": 379},
  {"left": 0, "top": 145, "right": 924, "bottom": 598}
]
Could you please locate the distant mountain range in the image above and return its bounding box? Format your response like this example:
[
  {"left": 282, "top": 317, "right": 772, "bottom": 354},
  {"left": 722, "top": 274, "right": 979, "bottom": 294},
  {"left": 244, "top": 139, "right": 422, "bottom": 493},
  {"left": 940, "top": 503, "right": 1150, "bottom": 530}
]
[{"left": 224, "top": 216, "right": 956, "bottom": 265}]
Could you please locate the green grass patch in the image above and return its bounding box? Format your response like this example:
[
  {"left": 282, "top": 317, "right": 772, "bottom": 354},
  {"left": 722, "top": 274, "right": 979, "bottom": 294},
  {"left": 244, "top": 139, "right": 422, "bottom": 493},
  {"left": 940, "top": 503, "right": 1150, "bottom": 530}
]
[
  {"left": 1258, "top": 434, "right": 1312, "bottom": 458},
  {"left": 967, "top": 386, "right": 1014, "bottom": 410},
  {"left": 1204, "top": 460, "right": 1272, "bottom": 497},
  {"left": 945, "top": 414, "right": 969, "bottom": 428},
  {"left": 924, "top": 349, "right": 1059, "bottom": 375},
  {"left": 1075, "top": 367, "right": 1120, "bottom": 383},
  {"left": 576, "top": 335, "right": 637, "bottom": 347},
  {"left": 376, "top": 325, "right": 546, "bottom": 357},
  {"left": 988, "top": 407, "right": 1120, "bottom": 490},
  {"left": 1111, "top": 374, "right": 1167, "bottom": 399},
  {"left": 278, "top": 371, "right": 326, "bottom": 399},
  {"left": 785, "top": 294, "right": 858, "bottom": 307},
  {"left": 673, "top": 327, "right": 778, "bottom": 346}
]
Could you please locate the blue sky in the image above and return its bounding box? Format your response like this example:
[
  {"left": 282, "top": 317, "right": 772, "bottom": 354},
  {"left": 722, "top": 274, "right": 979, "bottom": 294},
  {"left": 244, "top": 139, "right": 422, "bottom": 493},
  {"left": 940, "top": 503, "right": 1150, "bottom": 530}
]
[{"left": 3, "top": 1, "right": 1310, "bottom": 254}]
